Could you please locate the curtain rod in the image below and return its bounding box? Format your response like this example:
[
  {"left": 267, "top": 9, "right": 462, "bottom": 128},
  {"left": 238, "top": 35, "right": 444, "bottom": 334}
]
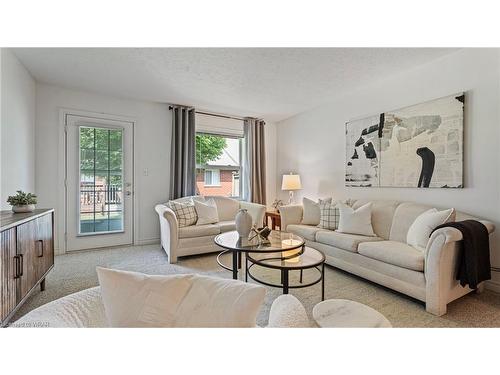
[
  {"left": 168, "top": 105, "right": 262, "bottom": 122},
  {"left": 195, "top": 110, "right": 245, "bottom": 122}
]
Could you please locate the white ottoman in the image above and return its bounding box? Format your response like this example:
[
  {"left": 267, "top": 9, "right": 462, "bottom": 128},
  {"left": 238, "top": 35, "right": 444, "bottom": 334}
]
[{"left": 313, "top": 299, "right": 392, "bottom": 328}]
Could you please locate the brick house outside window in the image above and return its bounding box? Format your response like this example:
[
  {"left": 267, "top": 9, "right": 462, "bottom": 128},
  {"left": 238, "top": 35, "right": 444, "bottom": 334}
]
[{"left": 196, "top": 137, "right": 241, "bottom": 198}]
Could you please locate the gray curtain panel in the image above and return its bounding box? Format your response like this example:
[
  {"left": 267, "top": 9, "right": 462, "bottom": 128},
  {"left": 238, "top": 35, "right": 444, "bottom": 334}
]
[
  {"left": 169, "top": 106, "right": 196, "bottom": 200},
  {"left": 243, "top": 118, "right": 267, "bottom": 205}
]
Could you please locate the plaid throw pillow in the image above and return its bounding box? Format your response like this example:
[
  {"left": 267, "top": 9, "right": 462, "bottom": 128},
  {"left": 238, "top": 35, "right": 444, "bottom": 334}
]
[
  {"left": 169, "top": 200, "right": 198, "bottom": 227},
  {"left": 317, "top": 201, "right": 341, "bottom": 230}
]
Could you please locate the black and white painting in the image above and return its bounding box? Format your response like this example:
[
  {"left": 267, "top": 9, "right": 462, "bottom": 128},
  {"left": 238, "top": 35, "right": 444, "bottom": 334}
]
[
  {"left": 345, "top": 114, "right": 381, "bottom": 187},
  {"left": 345, "top": 93, "right": 464, "bottom": 188}
]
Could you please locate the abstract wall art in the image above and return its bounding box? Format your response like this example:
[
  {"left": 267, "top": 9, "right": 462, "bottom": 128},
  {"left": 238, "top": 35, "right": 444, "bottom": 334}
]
[{"left": 345, "top": 93, "right": 464, "bottom": 188}]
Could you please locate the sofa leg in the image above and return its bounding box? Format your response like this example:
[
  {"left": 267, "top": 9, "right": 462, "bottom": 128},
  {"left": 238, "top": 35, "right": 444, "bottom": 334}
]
[
  {"left": 168, "top": 254, "right": 177, "bottom": 264},
  {"left": 426, "top": 301, "right": 447, "bottom": 316}
]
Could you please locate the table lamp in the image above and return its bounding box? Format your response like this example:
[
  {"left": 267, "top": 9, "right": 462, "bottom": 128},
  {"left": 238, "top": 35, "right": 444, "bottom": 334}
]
[{"left": 281, "top": 173, "right": 302, "bottom": 205}]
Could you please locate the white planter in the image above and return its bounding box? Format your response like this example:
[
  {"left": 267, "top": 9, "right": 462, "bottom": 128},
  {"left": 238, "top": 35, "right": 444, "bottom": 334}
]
[
  {"left": 235, "top": 209, "right": 252, "bottom": 238},
  {"left": 12, "top": 204, "right": 35, "bottom": 213}
]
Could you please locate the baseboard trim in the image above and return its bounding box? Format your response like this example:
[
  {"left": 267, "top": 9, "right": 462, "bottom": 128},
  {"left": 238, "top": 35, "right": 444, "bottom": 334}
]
[
  {"left": 54, "top": 238, "right": 160, "bottom": 256},
  {"left": 485, "top": 280, "right": 500, "bottom": 293},
  {"left": 54, "top": 247, "right": 65, "bottom": 256},
  {"left": 135, "top": 238, "right": 160, "bottom": 246}
]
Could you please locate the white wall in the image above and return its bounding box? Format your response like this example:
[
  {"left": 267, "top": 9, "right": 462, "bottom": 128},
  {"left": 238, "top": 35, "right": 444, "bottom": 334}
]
[
  {"left": 35, "top": 83, "right": 171, "bottom": 253},
  {"left": 264, "top": 121, "right": 277, "bottom": 208},
  {"left": 35, "top": 83, "right": 278, "bottom": 254},
  {"left": 1, "top": 49, "right": 36, "bottom": 209},
  {"left": 275, "top": 48, "right": 500, "bottom": 287}
]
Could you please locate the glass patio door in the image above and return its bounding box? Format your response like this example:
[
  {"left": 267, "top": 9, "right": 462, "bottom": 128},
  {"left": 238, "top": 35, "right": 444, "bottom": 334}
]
[{"left": 65, "top": 114, "right": 134, "bottom": 251}]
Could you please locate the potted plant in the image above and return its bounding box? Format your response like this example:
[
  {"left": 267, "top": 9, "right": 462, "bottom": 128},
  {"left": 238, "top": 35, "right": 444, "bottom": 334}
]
[{"left": 7, "top": 190, "right": 38, "bottom": 213}]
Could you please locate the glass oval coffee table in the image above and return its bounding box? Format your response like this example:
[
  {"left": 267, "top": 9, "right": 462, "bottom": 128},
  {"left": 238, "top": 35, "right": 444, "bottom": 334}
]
[
  {"left": 246, "top": 246, "right": 326, "bottom": 301},
  {"left": 215, "top": 230, "right": 325, "bottom": 300},
  {"left": 214, "top": 230, "right": 305, "bottom": 280}
]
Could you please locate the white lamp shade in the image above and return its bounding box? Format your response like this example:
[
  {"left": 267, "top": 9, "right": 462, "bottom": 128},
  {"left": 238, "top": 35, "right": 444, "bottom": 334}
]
[{"left": 281, "top": 174, "right": 302, "bottom": 191}]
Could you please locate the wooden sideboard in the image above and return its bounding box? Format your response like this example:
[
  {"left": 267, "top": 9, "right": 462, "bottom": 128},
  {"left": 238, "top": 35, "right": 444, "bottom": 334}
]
[{"left": 0, "top": 209, "right": 54, "bottom": 327}]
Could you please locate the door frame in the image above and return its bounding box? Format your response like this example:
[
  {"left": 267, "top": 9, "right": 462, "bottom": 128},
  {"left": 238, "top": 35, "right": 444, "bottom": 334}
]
[{"left": 58, "top": 108, "right": 137, "bottom": 254}]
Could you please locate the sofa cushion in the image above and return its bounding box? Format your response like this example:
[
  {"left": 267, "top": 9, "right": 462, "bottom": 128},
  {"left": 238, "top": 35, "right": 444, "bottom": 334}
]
[
  {"left": 97, "top": 268, "right": 266, "bottom": 327},
  {"left": 316, "top": 231, "right": 383, "bottom": 252},
  {"left": 337, "top": 202, "right": 376, "bottom": 237},
  {"left": 167, "top": 195, "right": 205, "bottom": 206},
  {"left": 179, "top": 224, "right": 220, "bottom": 238},
  {"left": 194, "top": 198, "right": 219, "bottom": 225},
  {"left": 208, "top": 196, "right": 240, "bottom": 221},
  {"left": 389, "top": 202, "right": 436, "bottom": 242},
  {"left": 218, "top": 220, "right": 236, "bottom": 232},
  {"left": 317, "top": 200, "right": 341, "bottom": 230},
  {"left": 11, "top": 286, "right": 107, "bottom": 328},
  {"left": 302, "top": 197, "right": 332, "bottom": 225},
  {"left": 169, "top": 200, "right": 198, "bottom": 227},
  {"left": 358, "top": 240, "right": 424, "bottom": 272},
  {"left": 352, "top": 200, "right": 400, "bottom": 240},
  {"left": 286, "top": 224, "right": 327, "bottom": 241},
  {"left": 406, "top": 208, "right": 455, "bottom": 250}
]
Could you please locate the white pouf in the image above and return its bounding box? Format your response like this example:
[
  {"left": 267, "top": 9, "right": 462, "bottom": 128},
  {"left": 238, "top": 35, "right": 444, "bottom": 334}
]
[{"left": 313, "top": 299, "right": 392, "bottom": 328}]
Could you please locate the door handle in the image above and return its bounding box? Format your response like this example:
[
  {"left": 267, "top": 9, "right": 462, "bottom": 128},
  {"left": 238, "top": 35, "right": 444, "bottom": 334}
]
[
  {"left": 13, "top": 255, "right": 20, "bottom": 279},
  {"left": 19, "top": 254, "right": 24, "bottom": 277},
  {"left": 37, "top": 239, "right": 44, "bottom": 257},
  {"left": 125, "top": 191, "right": 132, "bottom": 196}
]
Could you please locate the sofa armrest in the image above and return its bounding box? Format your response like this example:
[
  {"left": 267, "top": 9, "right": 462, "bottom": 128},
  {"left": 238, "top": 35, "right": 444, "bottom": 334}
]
[
  {"left": 240, "top": 201, "right": 266, "bottom": 226},
  {"left": 154, "top": 204, "right": 179, "bottom": 263},
  {"left": 424, "top": 220, "right": 495, "bottom": 315},
  {"left": 479, "top": 220, "right": 495, "bottom": 234},
  {"left": 267, "top": 295, "right": 310, "bottom": 328},
  {"left": 426, "top": 219, "right": 495, "bottom": 262},
  {"left": 279, "top": 204, "right": 303, "bottom": 231}
]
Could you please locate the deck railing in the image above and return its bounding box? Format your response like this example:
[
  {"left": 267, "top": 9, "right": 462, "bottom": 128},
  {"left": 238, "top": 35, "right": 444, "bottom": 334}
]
[{"left": 80, "top": 184, "right": 122, "bottom": 212}]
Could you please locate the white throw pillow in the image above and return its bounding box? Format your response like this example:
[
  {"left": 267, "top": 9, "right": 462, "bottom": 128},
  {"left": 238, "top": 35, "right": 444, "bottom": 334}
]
[
  {"left": 406, "top": 208, "right": 455, "bottom": 250},
  {"left": 336, "top": 202, "right": 376, "bottom": 236},
  {"left": 302, "top": 197, "right": 332, "bottom": 225},
  {"left": 194, "top": 198, "right": 219, "bottom": 225},
  {"left": 97, "top": 267, "right": 266, "bottom": 328},
  {"left": 169, "top": 200, "right": 197, "bottom": 227}
]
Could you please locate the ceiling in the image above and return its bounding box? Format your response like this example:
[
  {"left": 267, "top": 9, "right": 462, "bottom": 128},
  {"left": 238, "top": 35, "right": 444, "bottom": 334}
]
[{"left": 13, "top": 48, "right": 459, "bottom": 122}]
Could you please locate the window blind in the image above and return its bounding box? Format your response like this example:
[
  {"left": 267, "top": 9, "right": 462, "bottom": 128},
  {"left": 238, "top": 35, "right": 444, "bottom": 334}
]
[{"left": 195, "top": 113, "right": 244, "bottom": 138}]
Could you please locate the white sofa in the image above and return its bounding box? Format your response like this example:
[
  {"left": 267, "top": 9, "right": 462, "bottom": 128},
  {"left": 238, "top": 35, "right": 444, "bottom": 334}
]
[
  {"left": 11, "top": 287, "right": 309, "bottom": 328},
  {"left": 280, "top": 199, "right": 495, "bottom": 316},
  {"left": 155, "top": 196, "right": 266, "bottom": 263}
]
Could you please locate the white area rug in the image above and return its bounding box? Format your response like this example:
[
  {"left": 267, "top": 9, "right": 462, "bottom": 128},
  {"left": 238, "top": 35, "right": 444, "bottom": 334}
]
[{"left": 13, "top": 244, "right": 500, "bottom": 327}]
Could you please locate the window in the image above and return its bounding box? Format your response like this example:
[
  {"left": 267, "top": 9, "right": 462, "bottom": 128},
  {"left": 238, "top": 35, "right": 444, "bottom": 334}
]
[
  {"left": 195, "top": 133, "right": 242, "bottom": 198},
  {"left": 204, "top": 169, "right": 220, "bottom": 186},
  {"left": 79, "top": 126, "right": 124, "bottom": 234}
]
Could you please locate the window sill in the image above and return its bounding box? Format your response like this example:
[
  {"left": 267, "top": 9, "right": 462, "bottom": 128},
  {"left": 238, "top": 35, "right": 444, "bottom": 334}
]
[{"left": 204, "top": 185, "right": 222, "bottom": 187}]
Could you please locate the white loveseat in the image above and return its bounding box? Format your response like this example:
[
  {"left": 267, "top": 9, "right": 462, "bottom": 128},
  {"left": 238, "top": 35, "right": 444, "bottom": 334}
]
[
  {"left": 155, "top": 196, "right": 266, "bottom": 263},
  {"left": 280, "top": 199, "right": 495, "bottom": 316}
]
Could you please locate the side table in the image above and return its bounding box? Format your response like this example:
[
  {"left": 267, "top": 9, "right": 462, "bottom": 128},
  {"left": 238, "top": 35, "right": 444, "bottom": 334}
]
[{"left": 264, "top": 210, "right": 281, "bottom": 230}]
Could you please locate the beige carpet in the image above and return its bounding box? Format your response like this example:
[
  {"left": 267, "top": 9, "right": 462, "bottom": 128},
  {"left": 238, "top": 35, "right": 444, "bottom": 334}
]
[{"left": 12, "top": 244, "right": 500, "bottom": 327}]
